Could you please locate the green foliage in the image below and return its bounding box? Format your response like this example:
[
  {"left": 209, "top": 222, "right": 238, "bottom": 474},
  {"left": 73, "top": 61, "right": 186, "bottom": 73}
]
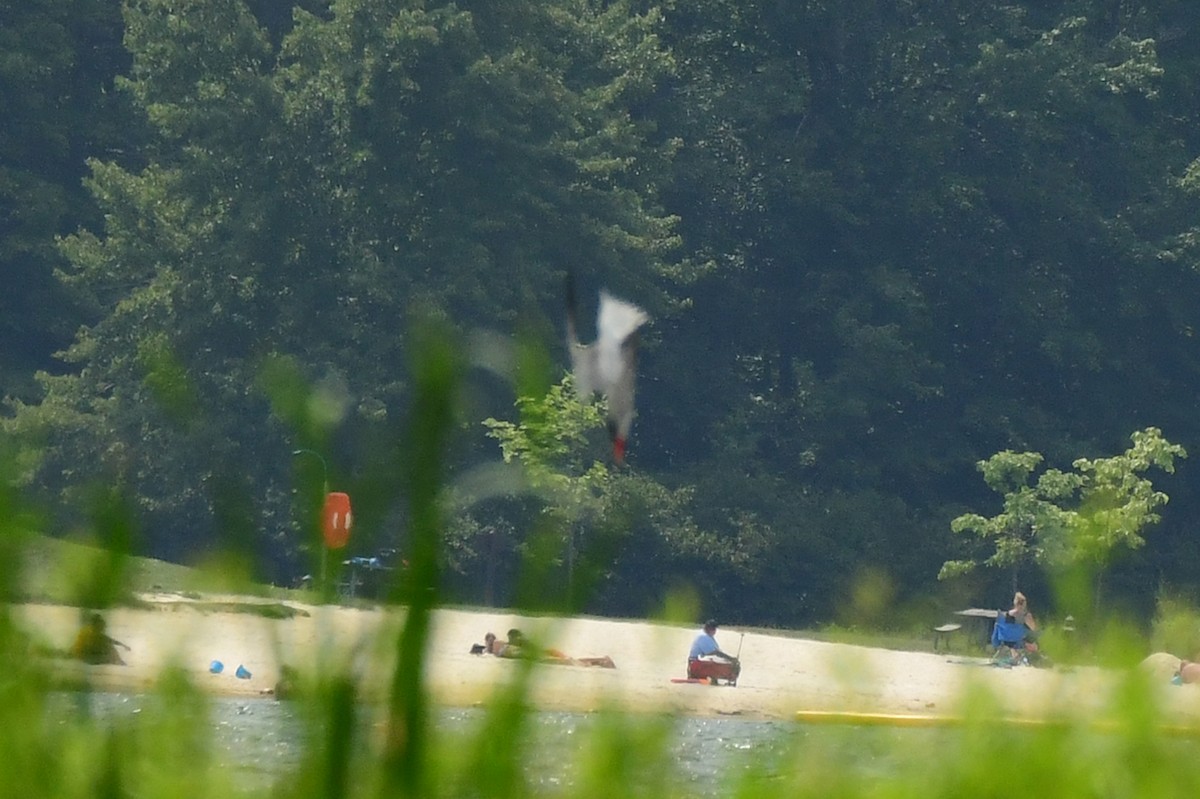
[
  {"left": 11, "top": 317, "right": 1200, "bottom": 797},
  {"left": 8, "top": 427, "right": 1200, "bottom": 797},
  {"left": 0, "top": 0, "right": 136, "bottom": 399},
  {"left": 136, "top": 334, "right": 201, "bottom": 428},
  {"left": 1069, "top": 427, "right": 1188, "bottom": 566},
  {"left": 941, "top": 450, "right": 1082, "bottom": 583},
  {"left": 9, "top": 0, "right": 1200, "bottom": 626},
  {"left": 480, "top": 377, "right": 613, "bottom": 605},
  {"left": 484, "top": 376, "right": 609, "bottom": 494},
  {"left": 5, "top": 0, "right": 685, "bottom": 590},
  {"left": 478, "top": 376, "right": 715, "bottom": 614},
  {"left": 1151, "top": 592, "right": 1200, "bottom": 659},
  {"left": 944, "top": 429, "right": 1187, "bottom": 602},
  {"left": 381, "top": 319, "right": 461, "bottom": 798}
]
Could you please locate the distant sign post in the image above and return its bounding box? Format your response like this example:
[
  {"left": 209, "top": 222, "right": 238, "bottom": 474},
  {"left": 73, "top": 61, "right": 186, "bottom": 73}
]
[
  {"left": 292, "top": 448, "right": 352, "bottom": 599},
  {"left": 322, "top": 492, "right": 353, "bottom": 550}
]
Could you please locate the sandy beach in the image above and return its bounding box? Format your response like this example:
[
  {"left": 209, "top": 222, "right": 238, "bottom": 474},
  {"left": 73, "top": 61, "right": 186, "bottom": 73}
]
[{"left": 11, "top": 594, "right": 1200, "bottom": 726}]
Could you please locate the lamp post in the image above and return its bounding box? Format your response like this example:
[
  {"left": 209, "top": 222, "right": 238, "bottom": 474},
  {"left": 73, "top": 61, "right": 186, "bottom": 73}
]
[
  {"left": 292, "top": 448, "right": 330, "bottom": 594},
  {"left": 292, "top": 448, "right": 353, "bottom": 600},
  {"left": 291, "top": 448, "right": 329, "bottom": 494}
]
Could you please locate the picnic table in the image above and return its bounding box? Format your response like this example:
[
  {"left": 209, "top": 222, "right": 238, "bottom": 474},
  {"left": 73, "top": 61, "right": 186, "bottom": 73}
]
[{"left": 954, "top": 608, "right": 1001, "bottom": 649}]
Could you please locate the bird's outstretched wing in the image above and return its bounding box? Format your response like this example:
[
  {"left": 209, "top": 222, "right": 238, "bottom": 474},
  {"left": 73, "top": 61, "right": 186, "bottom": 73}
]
[{"left": 564, "top": 274, "right": 649, "bottom": 463}]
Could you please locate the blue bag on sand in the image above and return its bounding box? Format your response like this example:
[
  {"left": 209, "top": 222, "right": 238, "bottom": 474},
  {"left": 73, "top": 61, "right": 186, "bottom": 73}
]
[
  {"left": 209, "top": 660, "right": 224, "bottom": 674},
  {"left": 235, "top": 664, "right": 252, "bottom": 679}
]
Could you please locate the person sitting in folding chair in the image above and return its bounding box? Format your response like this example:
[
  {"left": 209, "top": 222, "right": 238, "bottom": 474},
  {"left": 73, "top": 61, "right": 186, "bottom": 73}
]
[
  {"left": 1008, "top": 592, "right": 1039, "bottom": 641},
  {"left": 687, "top": 620, "right": 740, "bottom": 685},
  {"left": 990, "top": 614, "right": 1030, "bottom": 666},
  {"left": 1010, "top": 592, "right": 1045, "bottom": 661},
  {"left": 991, "top": 595, "right": 1045, "bottom": 666}
]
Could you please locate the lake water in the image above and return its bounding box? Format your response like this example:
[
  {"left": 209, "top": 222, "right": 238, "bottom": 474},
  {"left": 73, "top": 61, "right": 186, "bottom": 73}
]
[{"left": 59, "top": 692, "right": 935, "bottom": 795}]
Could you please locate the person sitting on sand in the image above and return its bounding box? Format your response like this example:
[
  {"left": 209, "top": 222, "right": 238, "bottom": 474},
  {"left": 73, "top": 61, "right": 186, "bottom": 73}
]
[
  {"left": 70, "top": 612, "right": 130, "bottom": 665},
  {"left": 687, "top": 619, "right": 740, "bottom": 683}
]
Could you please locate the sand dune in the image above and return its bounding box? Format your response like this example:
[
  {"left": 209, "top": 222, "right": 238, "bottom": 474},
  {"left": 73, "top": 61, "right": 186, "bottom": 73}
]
[{"left": 11, "top": 594, "right": 1200, "bottom": 725}]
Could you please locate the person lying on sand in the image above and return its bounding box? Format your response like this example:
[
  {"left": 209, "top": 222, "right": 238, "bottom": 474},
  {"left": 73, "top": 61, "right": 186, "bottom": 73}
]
[
  {"left": 70, "top": 612, "right": 130, "bottom": 665},
  {"left": 474, "top": 630, "right": 615, "bottom": 668},
  {"left": 480, "top": 631, "right": 512, "bottom": 657}
]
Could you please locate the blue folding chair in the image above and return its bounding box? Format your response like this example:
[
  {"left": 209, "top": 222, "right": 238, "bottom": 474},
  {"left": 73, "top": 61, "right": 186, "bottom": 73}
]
[{"left": 990, "top": 614, "right": 1029, "bottom": 665}]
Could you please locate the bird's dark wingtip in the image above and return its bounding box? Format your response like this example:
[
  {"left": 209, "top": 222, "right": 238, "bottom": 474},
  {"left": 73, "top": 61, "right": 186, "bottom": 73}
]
[
  {"left": 565, "top": 269, "right": 579, "bottom": 318},
  {"left": 565, "top": 268, "right": 582, "bottom": 347}
]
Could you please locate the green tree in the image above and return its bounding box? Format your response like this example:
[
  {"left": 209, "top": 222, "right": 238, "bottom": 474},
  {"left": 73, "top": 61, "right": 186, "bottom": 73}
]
[
  {"left": 645, "top": 1, "right": 1200, "bottom": 621},
  {"left": 479, "top": 376, "right": 712, "bottom": 614},
  {"left": 941, "top": 451, "right": 1083, "bottom": 589},
  {"left": 8, "top": 0, "right": 683, "bottom": 583},
  {"left": 10, "top": 0, "right": 1200, "bottom": 624},
  {"left": 0, "top": 0, "right": 140, "bottom": 400},
  {"left": 942, "top": 429, "right": 1186, "bottom": 609},
  {"left": 1068, "top": 427, "right": 1187, "bottom": 606},
  {"left": 482, "top": 377, "right": 612, "bottom": 604}
]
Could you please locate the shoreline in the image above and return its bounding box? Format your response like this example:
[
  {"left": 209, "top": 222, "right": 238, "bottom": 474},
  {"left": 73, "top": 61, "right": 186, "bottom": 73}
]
[{"left": 10, "top": 594, "right": 1200, "bottom": 724}]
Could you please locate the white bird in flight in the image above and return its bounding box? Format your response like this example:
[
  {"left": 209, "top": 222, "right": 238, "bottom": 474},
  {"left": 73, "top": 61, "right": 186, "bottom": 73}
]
[{"left": 566, "top": 275, "right": 650, "bottom": 465}]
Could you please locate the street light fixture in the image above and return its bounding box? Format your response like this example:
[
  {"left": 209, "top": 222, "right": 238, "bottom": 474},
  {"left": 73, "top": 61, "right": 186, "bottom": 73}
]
[{"left": 291, "top": 448, "right": 329, "bottom": 493}]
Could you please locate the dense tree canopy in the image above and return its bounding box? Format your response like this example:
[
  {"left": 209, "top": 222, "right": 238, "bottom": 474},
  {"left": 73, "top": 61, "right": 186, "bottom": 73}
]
[
  {"left": 5, "top": 0, "right": 1200, "bottom": 627},
  {"left": 0, "top": 0, "right": 138, "bottom": 398}
]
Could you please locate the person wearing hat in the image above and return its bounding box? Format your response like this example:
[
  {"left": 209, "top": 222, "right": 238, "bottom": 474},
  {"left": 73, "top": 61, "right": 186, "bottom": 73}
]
[{"left": 687, "top": 619, "right": 740, "bottom": 684}]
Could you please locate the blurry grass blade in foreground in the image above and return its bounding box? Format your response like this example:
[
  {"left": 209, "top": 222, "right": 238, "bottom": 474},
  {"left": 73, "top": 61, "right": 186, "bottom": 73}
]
[
  {"left": 382, "top": 319, "right": 462, "bottom": 799},
  {"left": 70, "top": 486, "right": 137, "bottom": 610}
]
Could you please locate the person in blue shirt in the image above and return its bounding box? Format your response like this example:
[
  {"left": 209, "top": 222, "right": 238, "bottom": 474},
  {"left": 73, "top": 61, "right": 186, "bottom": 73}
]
[{"left": 687, "top": 619, "right": 740, "bottom": 684}]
